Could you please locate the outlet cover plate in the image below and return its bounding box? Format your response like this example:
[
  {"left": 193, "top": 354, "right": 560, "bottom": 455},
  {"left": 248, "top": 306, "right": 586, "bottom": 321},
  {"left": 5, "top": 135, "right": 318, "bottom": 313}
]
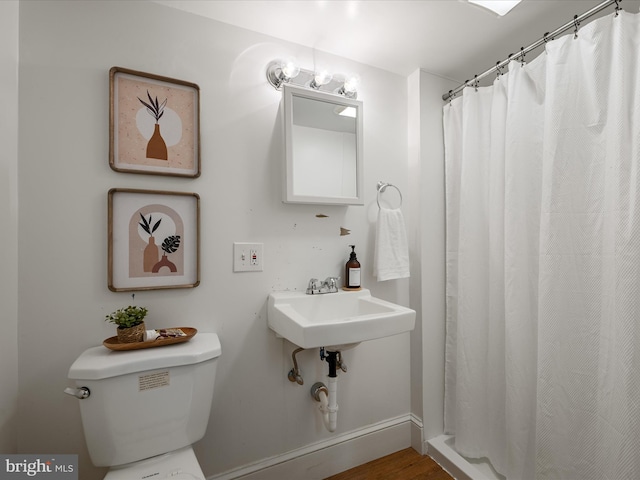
[{"left": 233, "top": 242, "right": 263, "bottom": 272}]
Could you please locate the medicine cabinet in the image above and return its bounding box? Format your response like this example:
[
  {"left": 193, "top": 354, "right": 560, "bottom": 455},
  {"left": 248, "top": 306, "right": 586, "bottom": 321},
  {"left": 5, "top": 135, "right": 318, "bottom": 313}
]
[{"left": 282, "top": 84, "right": 363, "bottom": 205}]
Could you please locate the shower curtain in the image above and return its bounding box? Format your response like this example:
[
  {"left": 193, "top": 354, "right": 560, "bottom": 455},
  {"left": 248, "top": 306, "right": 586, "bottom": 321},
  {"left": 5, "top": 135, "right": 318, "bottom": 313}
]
[{"left": 444, "top": 11, "right": 640, "bottom": 480}]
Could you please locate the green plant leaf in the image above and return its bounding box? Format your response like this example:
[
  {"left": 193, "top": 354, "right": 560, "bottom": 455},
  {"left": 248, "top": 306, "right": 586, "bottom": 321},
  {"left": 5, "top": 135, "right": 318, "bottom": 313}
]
[{"left": 105, "top": 305, "right": 148, "bottom": 328}]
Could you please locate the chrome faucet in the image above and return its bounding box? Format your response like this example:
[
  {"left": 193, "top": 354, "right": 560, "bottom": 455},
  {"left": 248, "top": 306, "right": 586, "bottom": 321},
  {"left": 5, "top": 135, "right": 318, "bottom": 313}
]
[{"left": 306, "top": 277, "right": 340, "bottom": 295}]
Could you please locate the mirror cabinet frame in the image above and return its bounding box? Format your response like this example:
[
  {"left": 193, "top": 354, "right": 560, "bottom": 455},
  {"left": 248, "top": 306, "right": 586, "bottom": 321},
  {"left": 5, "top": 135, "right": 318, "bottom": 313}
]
[{"left": 282, "top": 84, "right": 364, "bottom": 205}]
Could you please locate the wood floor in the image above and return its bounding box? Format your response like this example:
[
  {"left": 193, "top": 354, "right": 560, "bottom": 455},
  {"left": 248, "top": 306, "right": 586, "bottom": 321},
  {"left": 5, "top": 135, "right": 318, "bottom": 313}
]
[{"left": 324, "top": 448, "right": 453, "bottom": 480}]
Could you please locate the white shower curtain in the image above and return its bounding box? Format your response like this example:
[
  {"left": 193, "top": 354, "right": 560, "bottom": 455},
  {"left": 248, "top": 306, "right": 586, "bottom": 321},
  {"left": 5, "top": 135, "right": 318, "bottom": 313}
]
[{"left": 444, "top": 11, "right": 640, "bottom": 480}]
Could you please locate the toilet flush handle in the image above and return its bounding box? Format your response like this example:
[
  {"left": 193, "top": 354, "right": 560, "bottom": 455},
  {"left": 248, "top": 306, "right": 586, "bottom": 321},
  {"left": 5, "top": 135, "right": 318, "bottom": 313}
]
[{"left": 64, "top": 386, "right": 90, "bottom": 399}]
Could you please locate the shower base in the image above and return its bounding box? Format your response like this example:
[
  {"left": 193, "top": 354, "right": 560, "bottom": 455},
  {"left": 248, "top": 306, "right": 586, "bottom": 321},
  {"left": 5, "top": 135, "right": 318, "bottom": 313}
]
[{"left": 427, "top": 435, "right": 505, "bottom": 480}]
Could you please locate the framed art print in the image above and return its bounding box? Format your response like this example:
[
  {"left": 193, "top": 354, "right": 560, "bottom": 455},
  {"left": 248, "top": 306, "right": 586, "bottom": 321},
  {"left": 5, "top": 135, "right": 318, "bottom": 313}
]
[
  {"left": 108, "top": 188, "right": 200, "bottom": 291},
  {"left": 109, "top": 67, "right": 201, "bottom": 177}
]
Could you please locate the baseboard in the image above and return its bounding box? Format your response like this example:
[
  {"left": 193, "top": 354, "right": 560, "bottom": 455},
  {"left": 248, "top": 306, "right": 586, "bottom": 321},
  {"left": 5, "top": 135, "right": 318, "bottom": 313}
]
[
  {"left": 208, "top": 414, "right": 417, "bottom": 480},
  {"left": 409, "top": 413, "right": 425, "bottom": 454}
]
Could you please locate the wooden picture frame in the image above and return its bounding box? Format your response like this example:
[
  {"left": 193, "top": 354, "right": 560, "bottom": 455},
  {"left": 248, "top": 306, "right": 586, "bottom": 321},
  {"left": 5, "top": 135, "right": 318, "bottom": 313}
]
[
  {"left": 109, "top": 67, "right": 201, "bottom": 177},
  {"left": 108, "top": 188, "right": 200, "bottom": 291}
]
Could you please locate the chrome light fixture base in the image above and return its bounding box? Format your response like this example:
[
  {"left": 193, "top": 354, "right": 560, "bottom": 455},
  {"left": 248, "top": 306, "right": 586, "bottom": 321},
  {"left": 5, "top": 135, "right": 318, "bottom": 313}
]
[{"left": 266, "top": 59, "right": 359, "bottom": 99}]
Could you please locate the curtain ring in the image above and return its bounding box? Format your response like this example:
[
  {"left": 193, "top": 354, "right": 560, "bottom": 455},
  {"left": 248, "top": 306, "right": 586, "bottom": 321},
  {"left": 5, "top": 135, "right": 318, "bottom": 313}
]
[
  {"left": 615, "top": 0, "right": 620, "bottom": 16},
  {"left": 543, "top": 32, "right": 550, "bottom": 43},
  {"left": 520, "top": 47, "right": 526, "bottom": 67},
  {"left": 573, "top": 14, "right": 580, "bottom": 39},
  {"left": 496, "top": 61, "right": 503, "bottom": 80},
  {"left": 473, "top": 74, "right": 479, "bottom": 92}
]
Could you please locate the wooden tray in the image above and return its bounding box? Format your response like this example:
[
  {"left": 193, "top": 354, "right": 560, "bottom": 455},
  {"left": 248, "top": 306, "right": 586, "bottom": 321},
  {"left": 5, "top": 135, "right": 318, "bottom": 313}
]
[{"left": 103, "top": 327, "right": 197, "bottom": 351}]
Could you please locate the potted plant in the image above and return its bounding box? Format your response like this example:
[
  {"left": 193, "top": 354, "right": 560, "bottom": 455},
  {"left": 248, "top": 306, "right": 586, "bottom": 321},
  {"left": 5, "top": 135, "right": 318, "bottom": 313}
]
[{"left": 105, "top": 305, "right": 148, "bottom": 343}]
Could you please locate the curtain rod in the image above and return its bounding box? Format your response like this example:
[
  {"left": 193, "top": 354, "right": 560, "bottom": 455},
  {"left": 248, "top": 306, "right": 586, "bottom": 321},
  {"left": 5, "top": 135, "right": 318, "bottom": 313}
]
[{"left": 442, "top": 0, "right": 620, "bottom": 101}]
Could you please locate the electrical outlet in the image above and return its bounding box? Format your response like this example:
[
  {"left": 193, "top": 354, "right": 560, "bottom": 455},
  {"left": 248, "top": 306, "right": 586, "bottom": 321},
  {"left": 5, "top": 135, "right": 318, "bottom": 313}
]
[{"left": 233, "top": 242, "right": 263, "bottom": 272}]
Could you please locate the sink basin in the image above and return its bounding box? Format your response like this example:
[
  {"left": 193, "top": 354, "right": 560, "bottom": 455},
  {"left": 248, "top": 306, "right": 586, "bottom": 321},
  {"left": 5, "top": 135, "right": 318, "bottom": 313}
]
[{"left": 267, "top": 288, "right": 416, "bottom": 349}]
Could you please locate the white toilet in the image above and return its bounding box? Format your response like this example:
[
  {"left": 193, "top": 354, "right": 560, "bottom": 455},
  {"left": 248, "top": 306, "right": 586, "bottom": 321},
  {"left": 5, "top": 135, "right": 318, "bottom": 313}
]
[{"left": 66, "top": 332, "right": 221, "bottom": 479}]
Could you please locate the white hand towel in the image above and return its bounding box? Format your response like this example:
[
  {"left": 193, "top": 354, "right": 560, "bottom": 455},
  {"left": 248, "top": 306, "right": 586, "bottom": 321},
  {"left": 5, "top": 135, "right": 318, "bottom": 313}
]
[{"left": 374, "top": 207, "right": 410, "bottom": 281}]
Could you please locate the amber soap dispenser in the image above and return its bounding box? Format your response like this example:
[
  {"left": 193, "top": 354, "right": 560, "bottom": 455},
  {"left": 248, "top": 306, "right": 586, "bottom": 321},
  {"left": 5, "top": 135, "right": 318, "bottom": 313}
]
[{"left": 345, "top": 245, "right": 361, "bottom": 289}]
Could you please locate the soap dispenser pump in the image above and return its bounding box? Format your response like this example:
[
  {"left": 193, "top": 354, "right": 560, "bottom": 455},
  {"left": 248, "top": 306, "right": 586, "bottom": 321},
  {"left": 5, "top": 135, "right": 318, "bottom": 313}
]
[{"left": 345, "top": 245, "right": 361, "bottom": 289}]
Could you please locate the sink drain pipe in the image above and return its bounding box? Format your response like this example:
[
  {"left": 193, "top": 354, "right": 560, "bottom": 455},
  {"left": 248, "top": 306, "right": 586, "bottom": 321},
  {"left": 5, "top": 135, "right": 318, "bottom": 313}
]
[{"left": 311, "top": 350, "right": 340, "bottom": 432}]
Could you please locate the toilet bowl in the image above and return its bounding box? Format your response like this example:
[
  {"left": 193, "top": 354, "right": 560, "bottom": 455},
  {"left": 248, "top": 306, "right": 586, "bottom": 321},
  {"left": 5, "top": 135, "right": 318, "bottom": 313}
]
[{"left": 66, "top": 332, "right": 221, "bottom": 479}]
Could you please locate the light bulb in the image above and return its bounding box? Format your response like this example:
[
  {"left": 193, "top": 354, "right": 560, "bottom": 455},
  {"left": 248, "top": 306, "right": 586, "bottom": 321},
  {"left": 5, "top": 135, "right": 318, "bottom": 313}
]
[
  {"left": 267, "top": 59, "right": 300, "bottom": 89},
  {"left": 281, "top": 60, "right": 300, "bottom": 80},
  {"left": 310, "top": 69, "right": 333, "bottom": 89},
  {"left": 343, "top": 75, "right": 360, "bottom": 93},
  {"left": 338, "top": 74, "right": 360, "bottom": 98}
]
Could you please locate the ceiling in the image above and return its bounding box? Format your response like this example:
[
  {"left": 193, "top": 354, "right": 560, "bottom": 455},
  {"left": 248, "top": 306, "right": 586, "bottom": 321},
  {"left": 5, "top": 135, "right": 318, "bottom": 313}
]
[{"left": 153, "top": 0, "right": 638, "bottom": 84}]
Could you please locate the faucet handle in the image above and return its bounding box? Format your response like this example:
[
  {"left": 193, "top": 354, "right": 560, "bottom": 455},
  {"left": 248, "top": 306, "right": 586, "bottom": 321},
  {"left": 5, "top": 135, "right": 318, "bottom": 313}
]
[
  {"left": 324, "top": 277, "right": 339, "bottom": 292},
  {"left": 306, "top": 278, "right": 321, "bottom": 294}
]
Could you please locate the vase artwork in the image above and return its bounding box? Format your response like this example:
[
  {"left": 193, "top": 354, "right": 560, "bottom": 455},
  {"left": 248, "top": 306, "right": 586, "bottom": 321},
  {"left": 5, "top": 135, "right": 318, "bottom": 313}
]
[
  {"left": 138, "top": 91, "right": 168, "bottom": 160},
  {"left": 143, "top": 237, "right": 159, "bottom": 272},
  {"left": 140, "top": 213, "right": 160, "bottom": 272},
  {"left": 147, "top": 124, "right": 168, "bottom": 160},
  {"left": 129, "top": 204, "right": 185, "bottom": 278},
  {"left": 151, "top": 236, "right": 180, "bottom": 272},
  {"left": 111, "top": 67, "right": 200, "bottom": 177}
]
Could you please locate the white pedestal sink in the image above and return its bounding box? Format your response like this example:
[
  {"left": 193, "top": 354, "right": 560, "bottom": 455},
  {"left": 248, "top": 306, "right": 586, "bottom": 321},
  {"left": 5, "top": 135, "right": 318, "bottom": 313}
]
[{"left": 267, "top": 288, "right": 416, "bottom": 350}]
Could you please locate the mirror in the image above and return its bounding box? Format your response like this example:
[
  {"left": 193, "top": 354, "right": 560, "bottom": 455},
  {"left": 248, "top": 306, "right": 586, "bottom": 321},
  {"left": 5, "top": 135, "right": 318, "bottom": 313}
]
[{"left": 283, "top": 85, "right": 363, "bottom": 205}]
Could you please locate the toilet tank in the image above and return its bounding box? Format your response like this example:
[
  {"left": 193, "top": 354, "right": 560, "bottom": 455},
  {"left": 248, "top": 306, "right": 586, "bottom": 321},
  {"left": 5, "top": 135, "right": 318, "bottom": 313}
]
[{"left": 68, "top": 332, "right": 221, "bottom": 467}]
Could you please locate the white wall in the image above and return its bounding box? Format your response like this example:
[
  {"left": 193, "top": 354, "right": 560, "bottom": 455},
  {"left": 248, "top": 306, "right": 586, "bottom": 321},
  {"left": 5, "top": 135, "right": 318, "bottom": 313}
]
[
  {"left": 0, "top": 0, "right": 19, "bottom": 455},
  {"left": 406, "top": 69, "right": 455, "bottom": 452},
  {"left": 16, "top": 1, "right": 412, "bottom": 478},
  {"left": 407, "top": 70, "right": 425, "bottom": 450},
  {"left": 409, "top": 70, "right": 456, "bottom": 447}
]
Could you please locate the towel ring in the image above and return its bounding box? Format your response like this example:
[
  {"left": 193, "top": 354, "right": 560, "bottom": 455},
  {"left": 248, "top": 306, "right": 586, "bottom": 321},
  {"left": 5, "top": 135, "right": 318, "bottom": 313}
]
[{"left": 376, "top": 181, "right": 403, "bottom": 209}]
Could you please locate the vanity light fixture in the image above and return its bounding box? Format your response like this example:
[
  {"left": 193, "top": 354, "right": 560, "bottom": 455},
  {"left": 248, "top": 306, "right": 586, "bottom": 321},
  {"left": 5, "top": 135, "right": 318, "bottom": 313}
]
[
  {"left": 266, "top": 59, "right": 360, "bottom": 99},
  {"left": 266, "top": 59, "right": 301, "bottom": 89}
]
